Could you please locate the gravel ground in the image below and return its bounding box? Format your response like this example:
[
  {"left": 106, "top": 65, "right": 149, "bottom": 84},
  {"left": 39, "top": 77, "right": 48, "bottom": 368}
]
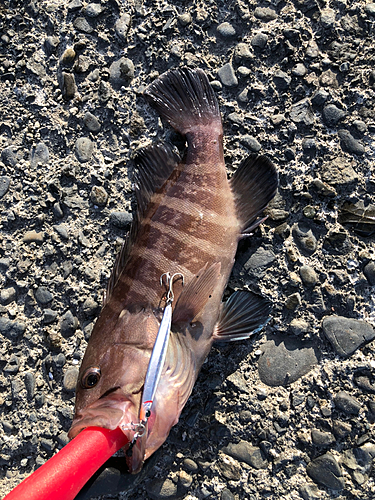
[{"left": 1, "top": 1, "right": 375, "bottom": 499}]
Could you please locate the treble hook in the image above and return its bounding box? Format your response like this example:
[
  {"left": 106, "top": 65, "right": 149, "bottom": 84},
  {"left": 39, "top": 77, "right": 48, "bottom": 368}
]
[{"left": 160, "top": 272, "right": 184, "bottom": 304}]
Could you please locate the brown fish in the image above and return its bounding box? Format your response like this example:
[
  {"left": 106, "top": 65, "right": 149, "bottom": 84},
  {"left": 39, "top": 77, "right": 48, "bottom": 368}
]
[{"left": 68, "top": 68, "right": 278, "bottom": 473}]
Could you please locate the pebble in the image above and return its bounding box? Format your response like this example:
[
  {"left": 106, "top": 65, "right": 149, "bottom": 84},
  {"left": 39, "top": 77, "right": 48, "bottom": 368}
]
[
  {"left": 73, "top": 17, "right": 94, "bottom": 33},
  {"left": 63, "top": 367, "right": 79, "bottom": 391},
  {"left": 0, "top": 318, "right": 26, "bottom": 339},
  {"left": 109, "top": 58, "right": 135, "bottom": 85},
  {"left": 115, "top": 13, "right": 131, "bottom": 42},
  {"left": 43, "top": 309, "right": 58, "bottom": 324},
  {"left": 53, "top": 224, "right": 69, "bottom": 240},
  {"left": 333, "top": 419, "right": 352, "bottom": 438},
  {"left": 273, "top": 70, "right": 291, "bottom": 90},
  {"left": 234, "top": 43, "right": 252, "bottom": 62},
  {"left": 44, "top": 36, "right": 60, "bottom": 55},
  {"left": 109, "top": 211, "right": 132, "bottom": 229},
  {"left": 91, "top": 186, "right": 108, "bottom": 206},
  {"left": 60, "top": 47, "right": 76, "bottom": 65},
  {"left": 364, "top": 261, "right": 375, "bottom": 285},
  {"left": 320, "top": 8, "right": 336, "bottom": 28},
  {"left": 60, "top": 310, "right": 78, "bottom": 337},
  {"left": 145, "top": 478, "right": 178, "bottom": 500},
  {"left": 222, "top": 441, "right": 268, "bottom": 469},
  {"left": 61, "top": 72, "right": 77, "bottom": 99},
  {"left": 217, "top": 22, "right": 236, "bottom": 37},
  {"left": 221, "top": 489, "right": 235, "bottom": 500},
  {"left": 321, "top": 157, "right": 358, "bottom": 186},
  {"left": 292, "top": 63, "right": 307, "bottom": 77},
  {"left": 1, "top": 146, "right": 18, "bottom": 167},
  {"left": 82, "top": 297, "right": 99, "bottom": 317},
  {"left": 322, "top": 104, "right": 346, "bottom": 127},
  {"left": 24, "top": 372, "right": 36, "bottom": 399},
  {"left": 311, "top": 89, "right": 329, "bottom": 107},
  {"left": 365, "top": 3, "right": 375, "bottom": 16},
  {"left": 244, "top": 246, "right": 276, "bottom": 278},
  {"left": 299, "top": 265, "right": 318, "bottom": 287},
  {"left": 0, "top": 287, "right": 16, "bottom": 305},
  {"left": 4, "top": 354, "right": 20, "bottom": 374},
  {"left": 68, "top": 0, "right": 82, "bottom": 10},
  {"left": 311, "top": 429, "right": 336, "bottom": 446},
  {"left": 251, "top": 32, "right": 268, "bottom": 49},
  {"left": 290, "top": 318, "right": 309, "bottom": 335},
  {"left": 182, "top": 458, "right": 198, "bottom": 472},
  {"left": 292, "top": 223, "right": 317, "bottom": 254},
  {"left": 333, "top": 391, "right": 361, "bottom": 415},
  {"left": 322, "top": 316, "right": 375, "bottom": 357},
  {"left": 240, "top": 135, "right": 261, "bottom": 152},
  {"left": 306, "top": 453, "right": 344, "bottom": 490},
  {"left": 341, "top": 447, "right": 373, "bottom": 485},
  {"left": 299, "top": 484, "right": 321, "bottom": 500},
  {"left": 285, "top": 292, "right": 302, "bottom": 310},
  {"left": 258, "top": 334, "right": 319, "bottom": 386},
  {"left": 302, "top": 138, "right": 316, "bottom": 156},
  {"left": 217, "top": 63, "right": 238, "bottom": 87},
  {"left": 290, "top": 98, "right": 314, "bottom": 126},
  {"left": 84, "top": 3, "right": 103, "bottom": 17},
  {"left": 29, "top": 142, "right": 49, "bottom": 167},
  {"left": 75, "top": 137, "right": 94, "bottom": 162},
  {"left": 254, "top": 7, "right": 277, "bottom": 21},
  {"left": 23, "top": 230, "right": 44, "bottom": 244},
  {"left": 83, "top": 111, "right": 101, "bottom": 132},
  {"left": 338, "top": 129, "right": 365, "bottom": 155},
  {"left": 0, "top": 176, "right": 11, "bottom": 199},
  {"left": 35, "top": 286, "right": 53, "bottom": 305}
]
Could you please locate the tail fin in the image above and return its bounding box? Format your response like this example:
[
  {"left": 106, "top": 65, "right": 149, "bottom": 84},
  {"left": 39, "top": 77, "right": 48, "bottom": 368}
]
[{"left": 143, "top": 67, "right": 221, "bottom": 135}]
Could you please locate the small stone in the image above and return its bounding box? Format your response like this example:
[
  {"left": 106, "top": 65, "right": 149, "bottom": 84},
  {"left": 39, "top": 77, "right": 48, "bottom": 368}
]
[
  {"left": 234, "top": 43, "right": 252, "bottom": 62},
  {"left": 178, "top": 470, "right": 193, "bottom": 488},
  {"left": 53, "top": 224, "right": 69, "bottom": 240},
  {"left": 23, "top": 230, "right": 44, "bottom": 244},
  {"left": 74, "top": 55, "right": 91, "bottom": 73},
  {"left": 73, "top": 17, "right": 94, "bottom": 33},
  {"left": 99, "top": 80, "right": 112, "bottom": 101},
  {"left": 293, "top": 223, "right": 317, "bottom": 254},
  {"left": 44, "top": 36, "right": 60, "bottom": 55},
  {"left": 83, "top": 111, "right": 101, "bottom": 132},
  {"left": 311, "top": 429, "right": 336, "bottom": 446},
  {"left": 338, "top": 129, "right": 365, "bottom": 155},
  {"left": 306, "top": 453, "right": 344, "bottom": 490},
  {"left": 285, "top": 292, "right": 302, "bottom": 310},
  {"left": 244, "top": 246, "right": 276, "bottom": 278},
  {"left": 292, "top": 63, "right": 307, "bottom": 77},
  {"left": 217, "top": 22, "right": 236, "bottom": 37},
  {"left": 290, "top": 318, "right": 309, "bottom": 336},
  {"left": 115, "top": 14, "right": 131, "bottom": 40},
  {"left": 258, "top": 334, "right": 319, "bottom": 386},
  {"left": 30, "top": 142, "right": 49, "bottom": 167},
  {"left": 43, "top": 309, "right": 58, "bottom": 324},
  {"left": 1, "top": 146, "right": 18, "bottom": 167},
  {"left": 78, "top": 231, "right": 92, "bottom": 248},
  {"left": 365, "top": 3, "right": 375, "bottom": 16},
  {"left": 61, "top": 72, "right": 77, "bottom": 99},
  {"left": 84, "top": 3, "right": 103, "bottom": 17},
  {"left": 0, "top": 176, "right": 11, "bottom": 199},
  {"left": 0, "top": 287, "right": 16, "bottom": 305},
  {"left": 300, "top": 265, "right": 318, "bottom": 287},
  {"left": 178, "top": 12, "right": 192, "bottom": 26},
  {"left": 60, "top": 47, "right": 76, "bottom": 65},
  {"left": 273, "top": 70, "right": 291, "bottom": 90},
  {"left": 306, "top": 39, "right": 319, "bottom": 59},
  {"left": 322, "top": 316, "right": 375, "bottom": 357},
  {"left": 218, "top": 460, "right": 241, "bottom": 481},
  {"left": 321, "top": 157, "right": 358, "bottom": 186},
  {"left": 323, "top": 228, "right": 352, "bottom": 255},
  {"left": 146, "top": 478, "right": 178, "bottom": 500},
  {"left": 303, "top": 205, "right": 316, "bottom": 218},
  {"left": 68, "top": 0, "right": 82, "bottom": 10},
  {"left": 109, "top": 211, "right": 132, "bottom": 229},
  {"left": 290, "top": 99, "right": 314, "bottom": 126},
  {"left": 41, "top": 439, "right": 55, "bottom": 453},
  {"left": 251, "top": 33, "right": 268, "bottom": 49},
  {"left": 221, "top": 489, "right": 235, "bottom": 500},
  {"left": 299, "top": 483, "right": 321, "bottom": 500},
  {"left": 0, "top": 318, "right": 26, "bottom": 339},
  {"left": 60, "top": 310, "right": 78, "bottom": 337},
  {"left": 223, "top": 441, "right": 268, "bottom": 469},
  {"left": 240, "top": 135, "right": 261, "bottom": 152},
  {"left": 217, "top": 63, "right": 238, "bottom": 87},
  {"left": 311, "top": 89, "right": 329, "bottom": 107},
  {"left": 254, "top": 7, "right": 277, "bottom": 21},
  {"left": 182, "top": 458, "right": 198, "bottom": 472},
  {"left": 320, "top": 8, "right": 336, "bottom": 28},
  {"left": 4, "top": 354, "right": 20, "bottom": 374},
  {"left": 35, "top": 286, "right": 53, "bottom": 305},
  {"left": 63, "top": 367, "right": 79, "bottom": 391},
  {"left": 90, "top": 186, "right": 108, "bottom": 206},
  {"left": 322, "top": 104, "right": 346, "bottom": 127},
  {"left": 109, "top": 58, "right": 135, "bottom": 85},
  {"left": 75, "top": 138, "right": 94, "bottom": 162},
  {"left": 364, "top": 262, "right": 375, "bottom": 285},
  {"left": 82, "top": 297, "right": 99, "bottom": 317},
  {"left": 333, "top": 391, "right": 361, "bottom": 415},
  {"left": 333, "top": 420, "right": 352, "bottom": 438},
  {"left": 312, "top": 179, "right": 336, "bottom": 197},
  {"left": 24, "top": 372, "right": 36, "bottom": 399}
]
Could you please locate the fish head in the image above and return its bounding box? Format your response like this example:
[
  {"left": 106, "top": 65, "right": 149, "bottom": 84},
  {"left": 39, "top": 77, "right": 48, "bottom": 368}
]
[{"left": 68, "top": 309, "right": 160, "bottom": 456}]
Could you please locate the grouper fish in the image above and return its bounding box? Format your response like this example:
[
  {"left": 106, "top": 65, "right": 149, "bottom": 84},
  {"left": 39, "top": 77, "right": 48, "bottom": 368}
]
[{"left": 68, "top": 67, "right": 278, "bottom": 473}]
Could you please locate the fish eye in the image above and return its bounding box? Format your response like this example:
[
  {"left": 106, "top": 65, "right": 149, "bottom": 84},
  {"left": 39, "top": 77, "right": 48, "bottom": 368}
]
[{"left": 81, "top": 367, "right": 101, "bottom": 389}]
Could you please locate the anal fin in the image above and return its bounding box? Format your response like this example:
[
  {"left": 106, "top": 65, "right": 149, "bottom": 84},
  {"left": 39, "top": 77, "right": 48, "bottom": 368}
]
[
  {"left": 213, "top": 291, "right": 271, "bottom": 342},
  {"left": 172, "top": 262, "right": 221, "bottom": 325}
]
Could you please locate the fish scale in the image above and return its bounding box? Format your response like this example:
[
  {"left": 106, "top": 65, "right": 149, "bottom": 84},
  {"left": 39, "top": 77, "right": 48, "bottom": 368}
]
[{"left": 69, "top": 67, "right": 278, "bottom": 474}]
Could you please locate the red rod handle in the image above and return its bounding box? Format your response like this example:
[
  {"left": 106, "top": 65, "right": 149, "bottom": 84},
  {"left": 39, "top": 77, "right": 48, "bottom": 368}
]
[{"left": 3, "top": 427, "right": 129, "bottom": 500}]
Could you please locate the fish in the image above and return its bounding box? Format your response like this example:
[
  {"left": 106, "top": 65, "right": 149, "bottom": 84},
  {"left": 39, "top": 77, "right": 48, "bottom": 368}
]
[{"left": 68, "top": 67, "right": 278, "bottom": 473}]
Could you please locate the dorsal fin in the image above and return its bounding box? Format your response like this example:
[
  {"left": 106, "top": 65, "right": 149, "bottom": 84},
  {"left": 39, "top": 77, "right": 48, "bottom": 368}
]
[
  {"left": 230, "top": 154, "right": 278, "bottom": 233},
  {"left": 104, "top": 143, "right": 180, "bottom": 305}
]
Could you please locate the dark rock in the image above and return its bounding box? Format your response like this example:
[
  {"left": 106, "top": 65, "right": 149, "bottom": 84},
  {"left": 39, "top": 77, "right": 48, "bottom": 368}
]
[
  {"left": 258, "top": 334, "right": 320, "bottom": 386},
  {"left": 110, "top": 211, "right": 132, "bottom": 229},
  {"left": 322, "top": 316, "right": 375, "bottom": 357},
  {"left": 41, "top": 438, "right": 55, "bottom": 453},
  {"left": 61, "top": 72, "right": 77, "bottom": 100},
  {"left": 338, "top": 129, "right": 365, "bottom": 155},
  {"left": 63, "top": 367, "right": 79, "bottom": 391},
  {"left": 60, "top": 310, "right": 78, "bottom": 337},
  {"left": 273, "top": 70, "right": 291, "bottom": 90},
  {"left": 363, "top": 261, "right": 375, "bottom": 285},
  {"left": 75, "top": 138, "right": 94, "bottom": 162},
  {"left": 115, "top": 14, "right": 131, "bottom": 41},
  {"left": 333, "top": 391, "right": 361, "bottom": 415},
  {"left": 293, "top": 223, "right": 317, "bottom": 254},
  {"left": 24, "top": 372, "right": 36, "bottom": 399},
  {"left": 217, "top": 63, "right": 238, "bottom": 87},
  {"left": 311, "top": 89, "right": 329, "bottom": 107},
  {"left": 223, "top": 441, "right": 268, "bottom": 469},
  {"left": 254, "top": 7, "right": 277, "bottom": 21},
  {"left": 311, "top": 429, "right": 336, "bottom": 446},
  {"left": 91, "top": 186, "right": 108, "bottom": 206},
  {"left": 4, "top": 354, "right": 20, "bottom": 374},
  {"left": 244, "top": 246, "right": 276, "bottom": 278},
  {"left": 44, "top": 36, "right": 60, "bottom": 55},
  {"left": 302, "top": 138, "right": 316, "bottom": 155},
  {"left": 0, "top": 176, "right": 11, "bottom": 199},
  {"left": 285, "top": 292, "right": 302, "bottom": 310},
  {"left": 251, "top": 33, "right": 268, "bottom": 49},
  {"left": 35, "top": 286, "right": 53, "bottom": 305},
  {"left": 83, "top": 112, "right": 101, "bottom": 132},
  {"left": 306, "top": 453, "right": 344, "bottom": 490},
  {"left": 341, "top": 447, "right": 373, "bottom": 485},
  {"left": 73, "top": 17, "right": 94, "bottom": 33},
  {"left": 217, "top": 22, "right": 236, "bottom": 37},
  {"left": 333, "top": 420, "right": 352, "bottom": 438},
  {"left": 0, "top": 286, "right": 16, "bottom": 305},
  {"left": 290, "top": 99, "right": 314, "bottom": 126},
  {"left": 299, "top": 483, "right": 321, "bottom": 500},
  {"left": 43, "top": 309, "right": 58, "bottom": 324},
  {"left": 0, "top": 318, "right": 26, "bottom": 339},
  {"left": 323, "top": 228, "right": 352, "bottom": 255},
  {"left": 300, "top": 265, "right": 318, "bottom": 287},
  {"left": 240, "top": 135, "right": 261, "bottom": 152},
  {"left": 322, "top": 104, "right": 346, "bottom": 127},
  {"left": 1, "top": 146, "right": 18, "bottom": 166}
]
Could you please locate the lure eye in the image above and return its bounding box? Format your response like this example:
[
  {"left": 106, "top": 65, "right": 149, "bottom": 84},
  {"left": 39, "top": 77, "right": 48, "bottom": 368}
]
[{"left": 81, "top": 367, "right": 101, "bottom": 389}]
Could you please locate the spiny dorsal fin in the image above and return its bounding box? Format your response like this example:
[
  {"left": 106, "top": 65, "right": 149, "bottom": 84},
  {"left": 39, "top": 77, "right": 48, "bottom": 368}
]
[
  {"left": 104, "top": 143, "right": 180, "bottom": 305},
  {"left": 172, "top": 262, "right": 221, "bottom": 325},
  {"left": 230, "top": 154, "right": 278, "bottom": 233},
  {"left": 213, "top": 291, "right": 271, "bottom": 342}
]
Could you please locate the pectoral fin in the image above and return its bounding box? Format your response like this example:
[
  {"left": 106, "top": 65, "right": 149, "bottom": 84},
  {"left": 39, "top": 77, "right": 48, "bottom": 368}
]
[
  {"left": 213, "top": 291, "right": 271, "bottom": 342},
  {"left": 172, "top": 262, "right": 221, "bottom": 325}
]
